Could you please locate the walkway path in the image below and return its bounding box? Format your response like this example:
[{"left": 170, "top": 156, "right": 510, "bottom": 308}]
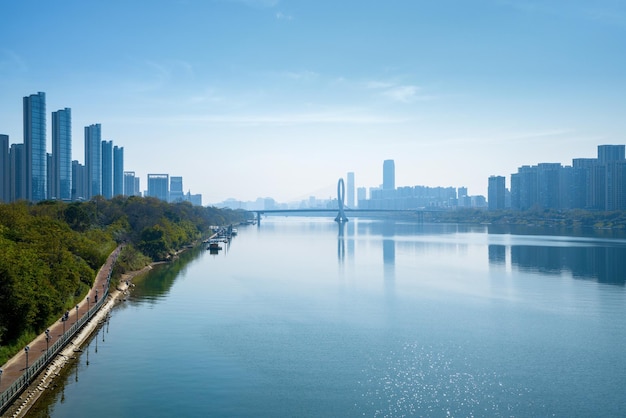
[{"left": 0, "top": 245, "right": 122, "bottom": 394}]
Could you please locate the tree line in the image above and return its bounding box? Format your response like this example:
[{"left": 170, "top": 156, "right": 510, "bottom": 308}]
[{"left": 0, "top": 196, "right": 249, "bottom": 364}]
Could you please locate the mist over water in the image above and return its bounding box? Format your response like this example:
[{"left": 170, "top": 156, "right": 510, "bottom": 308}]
[{"left": 31, "top": 218, "right": 626, "bottom": 417}]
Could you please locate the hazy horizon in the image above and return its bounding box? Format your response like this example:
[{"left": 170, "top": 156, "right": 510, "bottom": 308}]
[{"left": 2, "top": 0, "right": 625, "bottom": 203}]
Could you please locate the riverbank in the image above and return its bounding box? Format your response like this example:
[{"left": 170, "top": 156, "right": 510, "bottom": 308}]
[
  {"left": 1, "top": 264, "right": 152, "bottom": 418},
  {"left": 0, "top": 238, "right": 209, "bottom": 417}
]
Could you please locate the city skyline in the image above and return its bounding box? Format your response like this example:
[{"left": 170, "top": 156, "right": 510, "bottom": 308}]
[{"left": 1, "top": 1, "right": 625, "bottom": 203}]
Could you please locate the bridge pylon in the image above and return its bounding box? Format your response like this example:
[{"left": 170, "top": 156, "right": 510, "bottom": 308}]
[{"left": 335, "top": 178, "right": 349, "bottom": 223}]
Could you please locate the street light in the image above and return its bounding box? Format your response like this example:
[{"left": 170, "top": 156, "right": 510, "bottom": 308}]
[
  {"left": 24, "top": 346, "right": 30, "bottom": 372},
  {"left": 45, "top": 329, "right": 50, "bottom": 360}
]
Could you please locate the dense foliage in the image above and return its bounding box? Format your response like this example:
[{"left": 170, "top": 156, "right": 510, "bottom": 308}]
[
  {"left": 420, "top": 207, "right": 626, "bottom": 229},
  {"left": 0, "top": 197, "right": 249, "bottom": 362}
]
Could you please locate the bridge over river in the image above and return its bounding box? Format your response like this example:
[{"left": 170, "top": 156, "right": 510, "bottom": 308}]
[{"left": 252, "top": 179, "right": 445, "bottom": 224}]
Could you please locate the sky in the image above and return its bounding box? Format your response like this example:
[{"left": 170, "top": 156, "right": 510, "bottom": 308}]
[{"left": 1, "top": 0, "right": 626, "bottom": 204}]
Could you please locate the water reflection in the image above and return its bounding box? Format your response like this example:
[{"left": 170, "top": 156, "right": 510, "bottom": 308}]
[
  {"left": 130, "top": 247, "right": 203, "bottom": 303},
  {"left": 382, "top": 221, "right": 396, "bottom": 280},
  {"left": 337, "top": 221, "right": 345, "bottom": 263},
  {"left": 510, "top": 245, "right": 626, "bottom": 285},
  {"left": 488, "top": 244, "right": 506, "bottom": 265}
]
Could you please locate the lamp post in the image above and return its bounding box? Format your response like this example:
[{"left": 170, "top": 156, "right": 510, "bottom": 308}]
[
  {"left": 45, "top": 328, "right": 50, "bottom": 360},
  {"left": 24, "top": 346, "right": 30, "bottom": 374}
]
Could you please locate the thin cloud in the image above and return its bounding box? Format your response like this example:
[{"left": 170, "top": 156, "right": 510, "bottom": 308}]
[
  {"left": 382, "top": 85, "right": 420, "bottom": 103},
  {"left": 120, "top": 109, "right": 409, "bottom": 126},
  {"left": 276, "top": 12, "right": 293, "bottom": 20},
  {"left": 366, "top": 79, "right": 434, "bottom": 103},
  {"left": 225, "top": 0, "right": 279, "bottom": 8},
  {"left": 282, "top": 70, "right": 318, "bottom": 81},
  {"left": 496, "top": 0, "right": 626, "bottom": 26}
]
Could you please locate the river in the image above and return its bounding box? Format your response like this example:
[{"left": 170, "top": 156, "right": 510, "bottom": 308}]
[{"left": 29, "top": 218, "right": 626, "bottom": 417}]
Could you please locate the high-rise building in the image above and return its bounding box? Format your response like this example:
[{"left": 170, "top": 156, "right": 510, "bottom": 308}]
[
  {"left": 147, "top": 174, "right": 169, "bottom": 201},
  {"left": 0, "top": 134, "right": 9, "bottom": 202},
  {"left": 169, "top": 176, "right": 184, "bottom": 202},
  {"left": 72, "top": 160, "right": 87, "bottom": 201},
  {"left": 597, "top": 145, "right": 625, "bottom": 163},
  {"left": 85, "top": 124, "right": 102, "bottom": 198},
  {"left": 488, "top": 175, "right": 506, "bottom": 210},
  {"left": 52, "top": 108, "right": 72, "bottom": 200},
  {"left": 101, "top": 140, "right": 113, "bottom": 198},
  {"left": 346, "top": 172, "right": 355, "bottom": 208},
  {"left": 383, "top": 159, "right": 395, "bottom": 191},
  {"left": 113, "top": 146, "right": 124, "bottom": 196},
  {"left": 24, "top": 92, "right": 46, "bottom": 201},
  {"left": 46, "top": 152, "right": 53, "bottom": 199},
  {"left": 123, "top": 171, "right": 136, "bottom": 196},
  {"left": 186, "top": 191, "right": 202, "bottom": 206},
  {"left": 10, "top": 143, "right": 26, "bottom": 201}
]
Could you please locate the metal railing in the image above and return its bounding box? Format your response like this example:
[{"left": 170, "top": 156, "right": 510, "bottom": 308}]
[{"left": 0, "top": 249, "right": 119, "bottom": 415}]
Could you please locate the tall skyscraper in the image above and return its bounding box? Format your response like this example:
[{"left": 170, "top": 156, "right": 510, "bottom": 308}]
[
  {"left": 24, "top": 92, "right": 46, "bottom": 201},
  {"left": 101, "top": 140, "right": 113, "bottom": 198},
  {"left": 46, "top": 152, "right": 53, "bottom": 199},
  {"left": 346, "top": 172, "right": 355, "bottom": 208},
  {"left": 52, "top": 108, "right": 72, "bottom": 200},
  {"left": 383, "top": 159, "right": 395, "bottom": 191},
  {"left": 0, "top": 134, "right": 9, "bottom": 202},
  {"left": 147, "top": 174, "right": 169, "bottom": 201},
  {"left": 10, "top": 143, "right": 25, "bottom": 201},
  {"left": 169, "top": 176, "right": 184, "bottom": 202},
  {"left": 72, "top": 160, "right": 87, "bottom": 201},
  {"left": 113, "top": 146, "right": 124, "bottom": 196},
  {"left": 488, "top": 175, "right": 506, "bottom": 210},
  {"left": 85, "top": 124, "right": 102, "bottom": 198},
  {"left": 123, "top": 171, "right": 136, "bottom": 196}
]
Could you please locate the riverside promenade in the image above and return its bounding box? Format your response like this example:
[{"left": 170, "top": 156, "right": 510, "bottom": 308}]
[{"left": 0, "top": 245, "right": 122, "bottom": 416}]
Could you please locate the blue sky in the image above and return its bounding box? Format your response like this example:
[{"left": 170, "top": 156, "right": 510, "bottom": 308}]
[{"left": 1, "top": 0, "right": 625, "bottom": 203}]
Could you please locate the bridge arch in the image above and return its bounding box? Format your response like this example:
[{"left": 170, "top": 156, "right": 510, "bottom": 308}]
[{"left": 335, "top": 178, "right": 348, "bottom": 223}]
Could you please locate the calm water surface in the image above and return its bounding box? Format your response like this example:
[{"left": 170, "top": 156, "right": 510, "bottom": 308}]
[{"left": 31, "top": 218, "right": 626, "bottom": 417}]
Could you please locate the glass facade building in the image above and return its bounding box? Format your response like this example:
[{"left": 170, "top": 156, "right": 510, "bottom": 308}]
[
  {"left": 85, "top": 124, "right": 102, "bottom": 198},
  {"left": 147, "top": 174, "right": 169, "bottom": 201},
  {"left": 0, "top": 134, "right": 8, "bottom": 202},
  {"left": 52, "top": 108, "right": 72, "bottom": 200},
  {"left": 488, "top": 175, "right": 506, "bottom": 210},
  {"left": 169, "top": 176, "right": 183, "bottom": 202},
  {"left": 113, "top": 146, "right": 124, "bottom": 196},
  {"left": 383, "top": 159, "right": 395, "bottom": 191},
  {"left": 101, "top": 140, "right": 113, "bottom": 199},
  {"left": 10, "top": 143, "right": 26, "bottom": 201},
  {"left": 123, "top": 171, "right": 136, "bottom": 196},
  {"left": 24, "top": 92, "right": 46, "bottom": 201}
]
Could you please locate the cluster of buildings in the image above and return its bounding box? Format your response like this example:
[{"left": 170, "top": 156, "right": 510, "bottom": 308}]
[
  {"left": 356, "top": 160, "right": 486, "bottom": 210},
  {"left": 217, "top": 159, "right": 486, "bottom": 211},
  {"left": 0, "top": 92, "right": 201, "bottom": 205},
  {"left": 488, "top": 144, "right": 626, "bottom": 211}
]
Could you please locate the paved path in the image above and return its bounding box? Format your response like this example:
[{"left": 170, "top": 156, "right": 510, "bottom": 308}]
[{"left": 0, "top": 246, "right": 122, "bottom": 393}]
